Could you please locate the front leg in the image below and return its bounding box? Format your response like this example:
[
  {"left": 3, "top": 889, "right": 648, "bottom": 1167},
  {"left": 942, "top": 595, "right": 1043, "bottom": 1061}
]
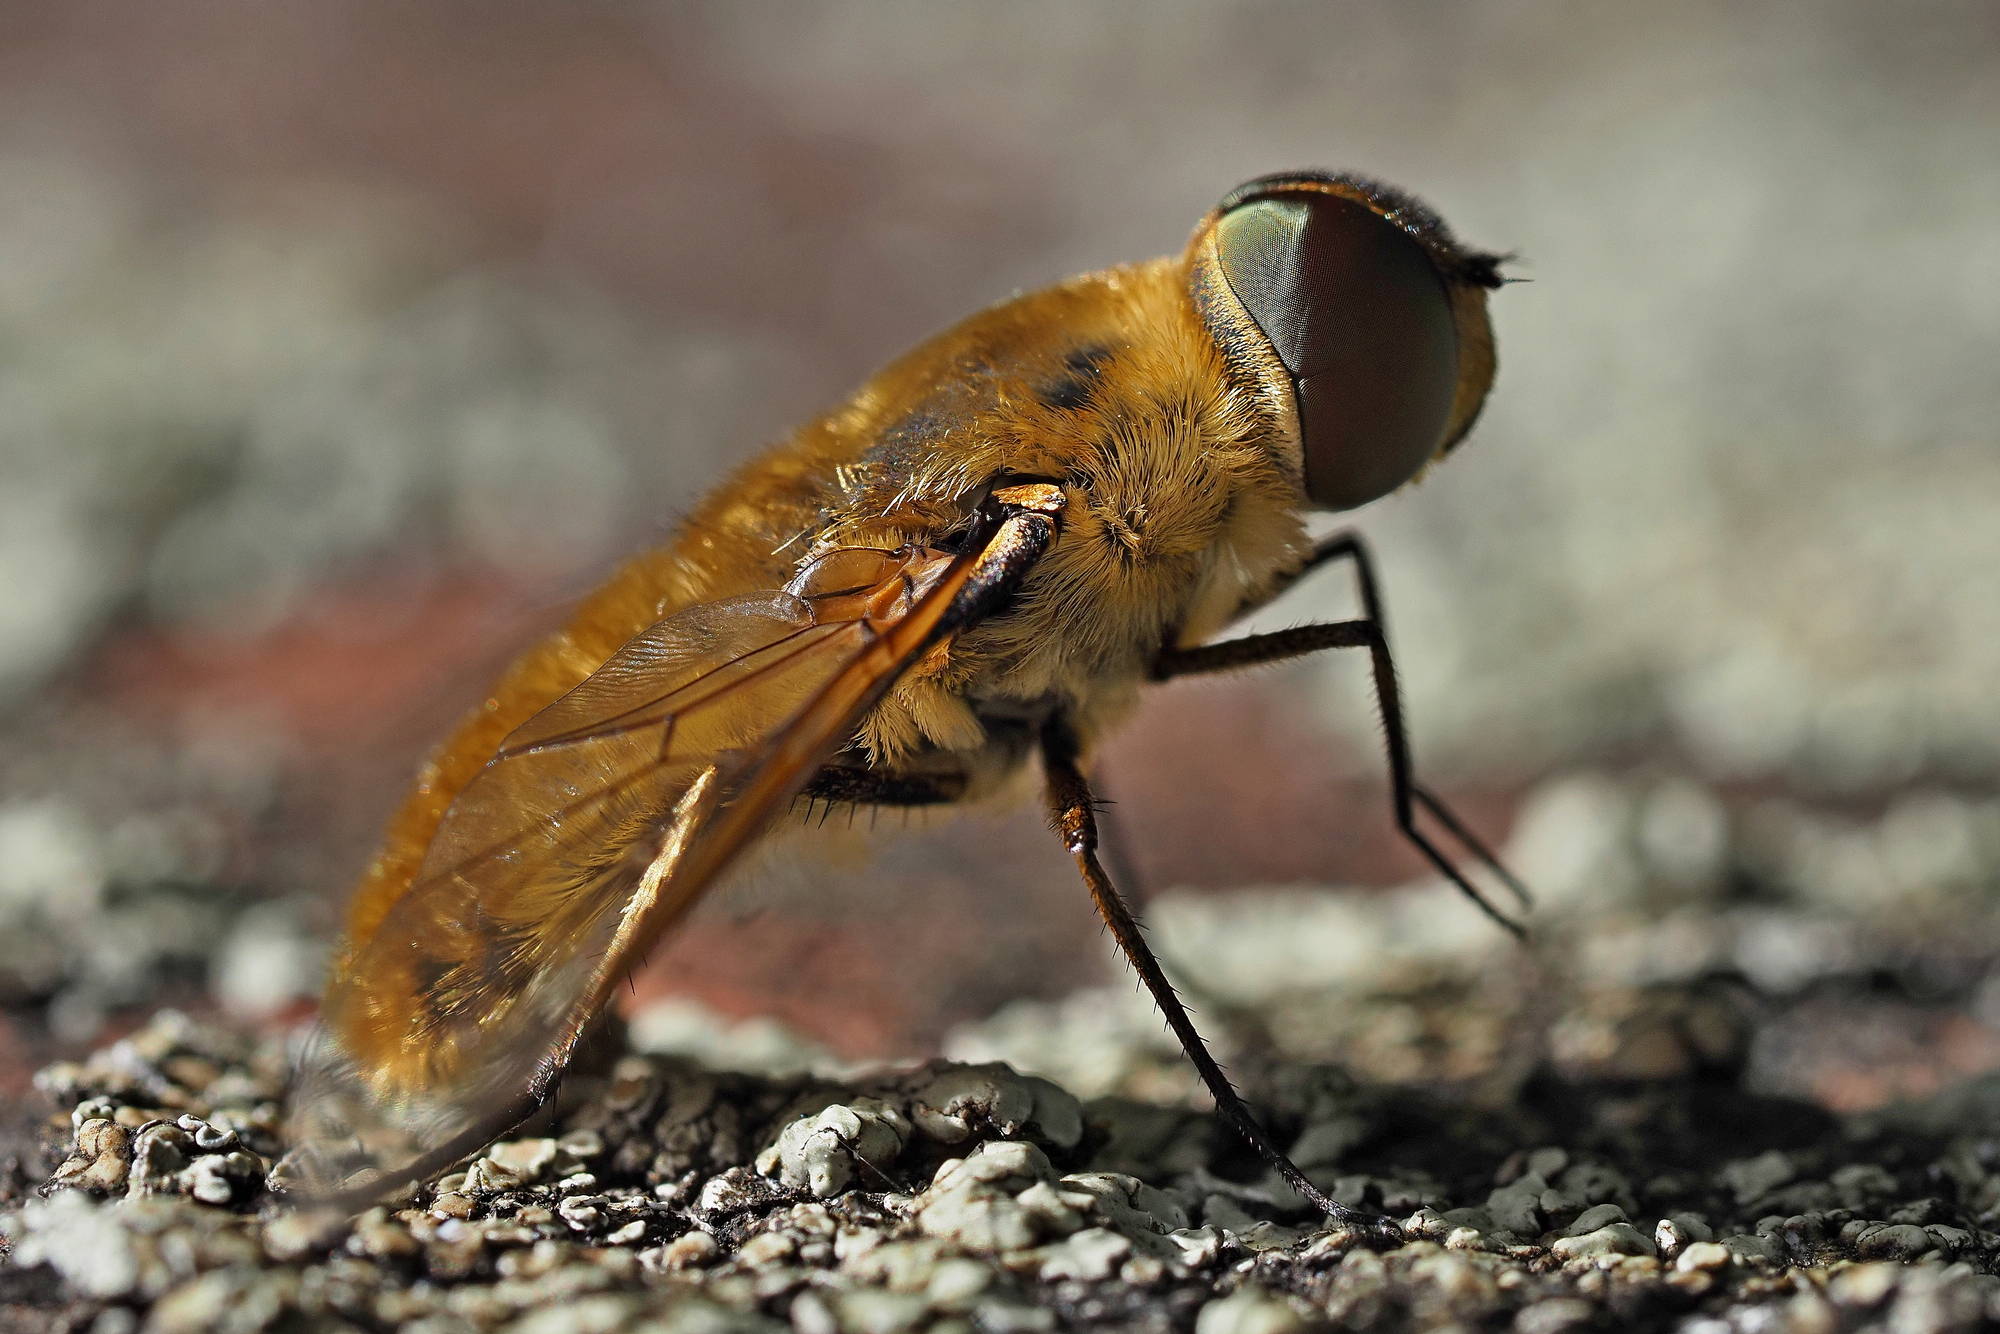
[{"left": 1153, "top": 534, "right": 1532, "bottom": 937}]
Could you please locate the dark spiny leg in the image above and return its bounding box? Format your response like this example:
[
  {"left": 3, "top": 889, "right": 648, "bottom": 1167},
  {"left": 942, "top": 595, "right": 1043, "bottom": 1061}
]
[
  {"left": 1040, "top": 721, "right": 1395, "bottom": 1232},
  {"left": 1155, "top": 535, "right": 1532, "bottom": 932},
  {"left": 800, "top": 766, "right": 967, "bottom": 809},
  {"left": 1088, "top": 770, "right": 1149, "bottom": 904}
]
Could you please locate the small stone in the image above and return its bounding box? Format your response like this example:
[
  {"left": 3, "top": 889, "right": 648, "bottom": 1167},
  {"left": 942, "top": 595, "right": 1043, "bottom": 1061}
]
[
  {"left": 918, "top": 1193, "right": 1039, "bottom": 1254},
  {"left": 483, "top": 1137, "right": 560, "bottom": 1182},
  {"left": 558, "top": 1196, "right": 603, "bottom": 1229},
  {"left": 1675, "top": 1241, "right": 1732, "bottom": 1272},
  {"left": 737, "top": 1230, "right": 796, "bottom": 1266},
  {"left": 1014, "top": 1181, "right": 1087, "bottom": 1236},
  {"left": 762, "top": 1099, "right": 911, "bottom": 1199},
  {"left": 696, "top": 1166, "right": 786, "bottom": 1216},
  {"left": 1720, "top": 1232, "right": 1781, "bottom": 1263},
  {"left": 830, "top": 1289, "right": 929, "bottom": 1334},
  {"left": 1485, "top": 1173, "right": 1547, "bottom": 1237},
  {"left": 183, "top": 1158, "right": 237, "bottom": 1205},
  {"left": 957, "top": 1140, "right": 1050, "bottom": 1185},
  {"left": 476, "top": 1221, "right": 535, "bottom": 1247},
  {"left": 149, "top": 1272, "right": 260, "bottom": 1334},
  {"left": 350, "top": 1212, "right": 419, "bottom": 1260},
  {"left": 916, "top": 1143, "right": 1069, "bottom": 1254},
  {"left": 260, "top": 1208, "right": 343, "bottom": 1263},
  {"left": 4, "top": 1194, "right": 143, "bottom": 1299},
  {"left": 68, "top": 1097, "right": 117, "bottom": 1131},
  {"left": 1514, "top": 1297, "right": 1596, "bottom": 1334},
  {"left": 925, "top": 1257, "right": 995, "bottom": 1307},
  {"left": 1549, "top": 1222, "right": 1654, "bottom": 1260},
  {"left": 1060, "top": 1171, "right": 1188, "bottom": 1233},
  {"left": 430, "top": 1192, "right": 474, "bottom": 1220},
  {"left": 1554, "top": 1161, "right": 1632, "bottom": 1211},
  {"left": 907, "top": 1062, "right": 1084, "bottom": 1150},
  {"left": 1562, "top": 1203, "right": 1629, "bottom": 1236},
  {"left": 650, "top": 1230, "right": 719, "bottom": 1270},
  {"left": 1720, "top": 1151, "right": 1797, "bottom": 1205},
  {"left": 423, "top": 1225, "right": 484, "bottom": 1280},
  {"left": 1854, "top": 1222, "right": 1936, "bottom": 1260},
  {"left": 459, "top": 1156, "right": 522, "bottom": 1194},
  {"left": 1924, "top": 1224, "right": 1971, "bottom": 1256},
  {"left": 175, "top": 1114, "right": 237, "bottom": 1153},
  {"left": 1406, "top": 1250, "right": 1497, "bottom": 1303},
  {"left": 1038, "top": 1227, "right": 1131, "bottom": 1281},
  {"left": 1830, "top": 1262, "right": 1903, "bottom": 1305},
  {"left": 845, "top": 1238, "right": 950, "bottom": 1291},
  {"left": 1670, "top": 1213, "right": 1713, "bottom": 1244},
  {"left": 1167, "top": 1226, "right": 1224, "bottom": 1268},
  {"left": 1539, "top": 1188, "right": 1583, "bottom": 1224},
  {"left": 1194, "top": 1287, "right": 1306, "bottom": 1334},
  {"left": 91, "top": 1308, "right": 140, "bottom": 1334},
  {"left": 789, "top": 1292, "right": 838, "bottom": 1334},
  {"left": 125, "top": 1123, "right": 193, "bottom": 1197},
  {"left": 48, "top": 1119, "right": 132, "bottom": 1194},
  {"left": 975, "top": 1303, "right": 1058, "bottom": 1334},
  {"left": 1240, "top": 1221, "right": 1307, "bottom": 1252}
]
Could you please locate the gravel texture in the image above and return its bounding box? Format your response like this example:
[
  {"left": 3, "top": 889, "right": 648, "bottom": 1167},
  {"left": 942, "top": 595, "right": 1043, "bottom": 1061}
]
[{"left": 6, "top": 770, "right": 2000, "bottom": 1333}]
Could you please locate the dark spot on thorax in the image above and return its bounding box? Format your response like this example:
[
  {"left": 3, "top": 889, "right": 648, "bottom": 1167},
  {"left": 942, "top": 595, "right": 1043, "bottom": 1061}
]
[{"left": 1037, "top": 343, "right": 1116, "bottom": 411}]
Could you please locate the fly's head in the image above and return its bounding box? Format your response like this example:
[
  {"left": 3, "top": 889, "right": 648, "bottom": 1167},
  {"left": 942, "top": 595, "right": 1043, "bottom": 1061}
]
[{"left": 1186, "top": 171, "right": 1505, "bottom": 511}]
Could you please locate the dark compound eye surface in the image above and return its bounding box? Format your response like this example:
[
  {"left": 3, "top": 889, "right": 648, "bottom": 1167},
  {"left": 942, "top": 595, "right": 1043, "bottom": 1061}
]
[{"left": 1212, "top": 186, "right": 1462, "bottom": 510}]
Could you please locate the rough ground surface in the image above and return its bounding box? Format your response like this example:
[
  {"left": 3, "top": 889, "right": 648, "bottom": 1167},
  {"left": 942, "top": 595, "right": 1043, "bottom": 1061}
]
[
  {"left": 1, "top": 9, "right": 1994, "bottom": 1333},
  {"left": 5, "top": 772, "right": 2000, "bottom": 1333}
]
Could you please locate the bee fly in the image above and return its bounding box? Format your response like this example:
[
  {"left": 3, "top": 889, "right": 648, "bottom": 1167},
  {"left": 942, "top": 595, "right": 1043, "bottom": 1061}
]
[{"left": 295, "top": 171, "right": 1531, "bottom": 1228}]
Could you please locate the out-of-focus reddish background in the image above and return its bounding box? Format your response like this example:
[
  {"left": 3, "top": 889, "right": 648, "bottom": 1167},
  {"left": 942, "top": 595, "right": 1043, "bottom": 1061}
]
[{"left": 2, "top": 3, "right": 1995, "bottom": 1094}]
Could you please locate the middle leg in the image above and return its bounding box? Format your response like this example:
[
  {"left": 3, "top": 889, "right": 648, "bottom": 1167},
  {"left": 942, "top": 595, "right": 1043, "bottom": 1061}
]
[
  {"left": 800, "top": 765, "right": 967, "bottom": 809},
  {"left": 1041, "top": 719, "right": 1394, "bottom": 1231}
]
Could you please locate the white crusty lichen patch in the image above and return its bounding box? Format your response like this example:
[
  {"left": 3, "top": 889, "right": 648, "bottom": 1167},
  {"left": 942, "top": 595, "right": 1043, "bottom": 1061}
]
[
  {"left": 14, "top": 817, "right": 2000, "bottom": 1334},
  {"left": 8, "top": 1003, "right": 2000, "bottom": 1334}
]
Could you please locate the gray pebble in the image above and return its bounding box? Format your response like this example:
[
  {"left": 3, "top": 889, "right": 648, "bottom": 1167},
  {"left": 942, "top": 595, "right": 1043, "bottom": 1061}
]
[
  {"left": 1720, "top": 1151, "right": 1797, "bottom": 1206},
  {"left": 762, "top": 1098, "right": 911, "bottom": 1199},
  {"left": 1855, "top": 1222, "right": 1937, "bottom": 1261},
  {"left": 1675, "top": 1241, "right": 1733, "bottom": 1272},
  {"left": 1549, "top": 1222, "right": 1654, "bottom": 1260},
  {"left": 1193, "top": 1287, "right": 1306, "bottom": 1334}
]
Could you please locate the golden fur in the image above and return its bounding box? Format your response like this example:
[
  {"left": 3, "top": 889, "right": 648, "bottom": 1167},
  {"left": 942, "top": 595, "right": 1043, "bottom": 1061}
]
[{"left": 341, "top": 251, "right": 1316, "bottom": 955}]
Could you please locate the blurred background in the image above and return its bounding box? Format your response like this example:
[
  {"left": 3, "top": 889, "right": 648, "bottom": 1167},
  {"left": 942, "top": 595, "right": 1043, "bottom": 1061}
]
[{"left": 1, "top": 2, "right": 1995, "bottom": 1107}]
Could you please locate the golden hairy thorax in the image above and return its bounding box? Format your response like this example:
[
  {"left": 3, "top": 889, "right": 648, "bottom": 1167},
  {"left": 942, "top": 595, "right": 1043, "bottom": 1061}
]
[{"left": 342, "top": 252, "right": 1311, "bottom": 957}]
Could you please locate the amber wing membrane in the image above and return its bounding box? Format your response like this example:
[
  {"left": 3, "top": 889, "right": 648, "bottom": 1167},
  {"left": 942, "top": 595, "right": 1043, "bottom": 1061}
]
[{"left": 290, "top": 543, "right": 976, "bottom": 1196}]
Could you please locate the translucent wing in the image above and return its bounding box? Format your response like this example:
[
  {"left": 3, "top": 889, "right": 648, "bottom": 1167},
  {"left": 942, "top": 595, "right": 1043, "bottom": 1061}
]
[{"left": 290, "top": 542, "right": 982, "bottom": 1197}]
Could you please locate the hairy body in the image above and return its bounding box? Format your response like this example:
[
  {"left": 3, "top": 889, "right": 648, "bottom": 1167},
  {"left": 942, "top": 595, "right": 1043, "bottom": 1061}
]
[{"left": 343, "top": 258, "right": 1309, "bottom": 959}]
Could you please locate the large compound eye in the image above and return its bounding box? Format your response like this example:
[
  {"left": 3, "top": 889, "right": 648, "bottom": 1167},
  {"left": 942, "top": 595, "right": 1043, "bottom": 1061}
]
[{"left": 1204, "top": 179, "right": 1467, "bottom": 510}]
